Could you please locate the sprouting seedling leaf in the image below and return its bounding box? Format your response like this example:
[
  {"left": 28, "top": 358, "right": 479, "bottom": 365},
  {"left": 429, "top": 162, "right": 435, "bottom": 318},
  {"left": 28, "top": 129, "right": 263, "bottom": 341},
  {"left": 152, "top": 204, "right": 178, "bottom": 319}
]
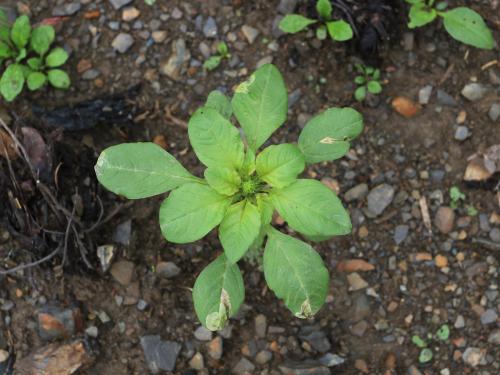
[
  {"left": 435, "top": 324, "right": 450, "bottom": 341},
  {"left": 419, "top": 348, "right": 433, "bottom": 363},
  {"left": 326, "top": 20, "right": 353, "bottom": 41},
  {"left": 441, "top": 7, "right": 494, "bottom": 50},
  {"left": 316, "top": 0, "right": 332, "bottom": 20},
  {"left": 31, "top": 25, "right": 55, "bottom": 55},
  {"left": 449, "top": 186, "right": 465, "bottom": 208},
  {"left": 408, "top": 3, "right": 437, "bottom": 29},
  {"left": 0, "top": 64, "right": 25, "bottom": 102},
  {"left": 412, "top": 335, "right": 427, "bottom": 348},
  {"left": 279, "top": 14, "right": 316, "bottom": 34},
  {"left": 203, "top": 55, "right": 222, "bottom": 71},
  {"left": 10, "top": 14, "right": 30, "bottom": 49}
]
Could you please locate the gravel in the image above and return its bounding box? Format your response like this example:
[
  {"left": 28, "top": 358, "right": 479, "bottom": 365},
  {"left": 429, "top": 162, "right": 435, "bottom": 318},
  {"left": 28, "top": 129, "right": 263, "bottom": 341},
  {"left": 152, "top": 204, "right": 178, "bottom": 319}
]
[
  {"left": 461, "top": 83, "right": 488, "bottom": 101},
  {"left": 366, "top": 184, "right": 395, "bottom": 216},
  {"left": 140, "top": 336, "right": 181, "bottom": 373},
  {"left": 111, "top": 33, "right": 134, "bottom": 54}
]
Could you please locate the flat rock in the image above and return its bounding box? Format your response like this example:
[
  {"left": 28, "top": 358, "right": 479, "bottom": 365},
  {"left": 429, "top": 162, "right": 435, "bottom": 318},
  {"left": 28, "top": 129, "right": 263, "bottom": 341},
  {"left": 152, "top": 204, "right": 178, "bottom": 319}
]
[
  {"left": 110, "top": 260, "right": 135, "bottom": 286},
  {"left": 487, "top": 329, "right": 500, "bottom": 344},
  {"left": 52, "top": 2, "right": 81, "bottom": 16},
  {"left": 347, "top": 272, "right": 369, "bottom": 291},
  {"left": 279, "top": 360, "right": 330, "bottom": 375},
  {"left": 454, "top": 126, "right": 469, "bottom": 141},
  {"left": 203, "top": 17, "right": 217, "bottom": 38},
  {"left": 298, "top": 326, "right": 331, "bottom": 353},
  {"left": 37, "top": 305, "right": 83, "bottom": 340},
  {"left": 418, "top": 85, "right": 433, "bottom": 104},
  {"left": 109, "top": 0, "right": 133, "bottom": 10},
  {"left": 462, "top": 347, "right": 485, "bottom": 367},
  {"left": 233, "top": 357, "right": 256, "bottom": 374},
  {"left": 156, "top": 262, "right": 180, "bottom": 278},
  {"left": 461, "top": 83, "right": 488, "bottom": 101},
  {"left": 207, "top": 336, "right": 223, "bottom": 360},
  {"left": 160, "top": 38, "right": 191, "bottom": 80},
  {"left": 319, "top": 353, "right": 345, "bottom": 367},
  {"left": 194, "top": 326, "right": 212, "bottom": 341},
  {"left": 112, "top": 33, "right": 134, "bottom": 53},
  {"left": 480, "top": 309, "right": 498, "bottom": 325},
  {"left": 277, "top": 0, "right": 298, "bottom": 14},
  {"left": 394, "top": 225, "right": 409, "bottom": 244},
  {"left": 434, "top": 207, "right": 455, "bottom": 234},
  {"left": 242, "top": 25, "right": 260, "bottom": 44},
  {"left": 488, "top": 103, "right": 500, "bottom": 122},
  {"left": 140, "top": 336, "right": 181, "bottom": 373},
  {"left": 345, "top": 183, "right": 368, "bottom": 202},
  {"left": 255, "top": 314, "right": 267, "bottom": 338},
  {"left": 367, "top": 184, "right": 395, "bottom": 216}
]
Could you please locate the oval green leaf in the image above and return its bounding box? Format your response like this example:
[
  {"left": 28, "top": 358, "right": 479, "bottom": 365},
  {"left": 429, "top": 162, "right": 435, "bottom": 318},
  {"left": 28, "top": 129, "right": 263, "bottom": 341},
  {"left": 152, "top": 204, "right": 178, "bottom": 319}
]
[
  {"left": 10, "top": 15, "right": 30, "bottom": 49},
  {"left": 264, "top": 228, "right": 329, "bottom": 318},
  {"left": 31, "top": 25, "right": 55, "bottom": 55},
  {"left": 27, "top": 71, "right": 46, "bottom": 91},
  {"left": 46, "top": 47, "right": 69, "bottom": 67},
  {"left": 231, "top": 64, "right": 288, "bottom": 151},
  {"left": 95, "top": 142, "right": 199, "bottom": 199},
  {"left": 316, "top": 0, "right": 332, "bottom": 20},
  {"left": 298, "top": 107, "right": 363, "bottom": 163},
  {"left": 0, "top": 41, "right": 12, "bottom": 58},
  {"left": 47, "top": 69, "right": 70, "bottom": 89},
  {"left": 326, "top": 20, "right": 353, "bottom": 41},
  {"left": 408, "top": 3, "right": 437, "bottom": 29},
  {"left": 367, "top": 80, "right": 382, "bottom": 94},
  {"left": 0, "top": 64, "right": 25, "bottom": 102},
  {"left": 27, "top": 57, "right": 42, "bottom": 70},
  {"left": 159, "top": 183, "right": 231, "bottom": 243},
  {"left": 188, "top": 107, "right": 245, "bottom": 169},
  {"left": 193, "top": 254, "right": 245, "bottom": 331},
  {"left": 219, "top": 200, "right": 261, "bottom": 263},
  {"left": 204, "top": 167, "right": 241, "bottom": 196},
  {"left": 270, "top": 179, "right": 351, "bottom": 238},
  {"left": 256, "top": 144, "right": 305, "bottom": 188},
  {"left": 354, "top": 86, "right": 366, "bottom": 102},
  {"left": 442, "top": 7, "right": 494, "bottom": 49},
  {"left": 279, "top": 14, "right": 316, "bottom": 34},
  {"left": 205, "top": 90, "right": 232, "bottom": 119}
]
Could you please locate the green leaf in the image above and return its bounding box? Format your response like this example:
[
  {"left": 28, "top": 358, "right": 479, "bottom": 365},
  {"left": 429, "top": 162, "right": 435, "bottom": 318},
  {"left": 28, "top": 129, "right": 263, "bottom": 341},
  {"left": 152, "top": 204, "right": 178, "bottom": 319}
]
[
  {"left": 372, "top": 69, "right": 381, "bottom": 80},
  {"left": 27, "top": 71, "right": 46, "bottom": 91},
  {"left": 408, "top": 3, "right": 437, "bottom": 29},
  {"left": 412, "top": 335, "right": 427, "bottom": 348},
  {"left": 270, "top": 179, "right": 351, "bottom": 238},
  {"left": 0, "top": 64, "right": 25, "bottom": 102},
  {"left": 204, "top": 167, "right": 241, "bottom": 196},
  {"left": 316, "top": 25, "right": 327, "bottom": 40},
  {"left": 203, "top": 55, "right": 222, "bottom": 71},
  {"left": 316, "top": 0, "right": 332, "bottom": 20},
  {"left": 15, "top": 48, "right": 26, "bottom": 62},
  {"left": 219, "top": 200, "right": 261, "bottom": 263},
  {"left": 419, "top": 348, "right": 433, "bottom": 363},
  {"left": 47, "top": 69, "right": 70, "bottom": 89},
  {"left": 326, "top": 20, "right": 353, "bottom": 41},
  {"left": 27, "top": 57, "right": 42, "bottom": 70},
  {"left": 441, "top": 7, "right": 494, "bottom": 49},
  {"left": 241, "top": 148, "right": 256, "bottom": 176},
  {"left": 10, "top": 15, "right": 30, "bottom": 49},
  {"left": 256, "top": 193, "right": 274, "bottom": 226},
  {"left": 188, "top": 107, "right": 245, "bottom": 169},
  {"left": 256, "top": 144, "right": 305, "bottom": 188},
  {"left": 232, "top": 64, "right": 288, "bottom": 151},
  {"left": 298, "top": 107, "right": 363, "bottom": 163},
  {"left": 278, "top": 14, "right": 317, "bottom": 34},
  {"left": 264, "top": 228, "right": 329, "bottom": 318},
  {"left": 0, "top": 41, "right": 11, "bottom": 58},
  {"left": 95, "top": 142, "right": 200, "bottom": 199},
  {"left": 367, "top": 80, "right": 382, "bottom": 94},
  {"left": 217, "top": 41, "right": 229, "bottom": 56},
  {"left": 436, "top": 2, "right": 448, "bottom": 11},
  {"left": 436, "top": 324, "right": 450, "bottom": 341},
  {"left": 205, "top": 90, "right": 232, "bottom": 119},
  {"left": 0, "top": 26, "right": 9, "bottom": 43},
  {"left": 193, "top": 254, "right": 244, "bottom": 331},
  {"left": 354, "top": 86, "right": 366, "bottom": 102},
  {"left": 354, "top": 75, "right": 365, "bottom": 84},
  {"left": 30, "top": 25, "right": 55, "bottom": 55},
  {"left": 45, "top": 47, "right": 69, "bottom": 67},
  {"left": 159, "top": 183, "right": 231, "bottom": 243}
]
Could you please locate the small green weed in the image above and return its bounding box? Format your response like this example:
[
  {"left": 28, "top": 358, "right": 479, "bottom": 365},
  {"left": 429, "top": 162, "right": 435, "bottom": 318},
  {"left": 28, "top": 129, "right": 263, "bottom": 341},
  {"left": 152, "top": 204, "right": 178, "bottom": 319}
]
[
  {"left": 353, "top": 64, "right": 382, "bottom": 102},
  {"left": 203, "top": 42, "right": 230, "bottom": 71}
]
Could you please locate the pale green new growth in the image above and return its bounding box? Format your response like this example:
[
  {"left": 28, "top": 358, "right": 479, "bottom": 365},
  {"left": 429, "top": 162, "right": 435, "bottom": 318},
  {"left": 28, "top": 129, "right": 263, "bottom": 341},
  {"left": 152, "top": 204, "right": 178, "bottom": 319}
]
[{"left": 94, "top": 64, "right": 363, "bottom": 330}]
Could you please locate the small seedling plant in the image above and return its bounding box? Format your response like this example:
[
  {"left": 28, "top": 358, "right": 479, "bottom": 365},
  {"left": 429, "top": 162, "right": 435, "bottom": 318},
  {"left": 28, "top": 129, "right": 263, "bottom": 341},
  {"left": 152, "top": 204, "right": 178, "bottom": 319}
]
[
  {"left": 95, "top": 64, "right": 363, "bottom": 330},
  {"left": 353, "top": 64, "right": 382, "bottom": 102},
  {"left": 0, "top": 12, "right": 70, "bottom": 102},
  {"left": 279, "top": 0, "right": 353, "bottom": 42},
  {"left": 203, "top": 41, "right": 230, "bottom": 71},
  {"left": 411, "top": 324, "right": 450, "bottom": 363},
  {"left": 406, "top": 0, "right": 494, "bottom": 49},
  {"left": 449, "top": 185, "right": 477, "bottom": 216}
]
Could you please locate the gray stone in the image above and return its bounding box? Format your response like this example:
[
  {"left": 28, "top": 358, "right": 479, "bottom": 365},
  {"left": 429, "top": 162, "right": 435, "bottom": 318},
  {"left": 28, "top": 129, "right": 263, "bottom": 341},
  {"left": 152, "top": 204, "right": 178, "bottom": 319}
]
[
  {"left": 255, "top": 350, "right": 273, "bottom": 365},
  {"left": 160, "top": 39, "right": 191, "bottom": 80},
  {"left": 194, "top": 326, "right": 212, "bottom": 341},
  {"left": 255, "top": 314, "right": 267, "bottom": 338},
  {"left": 454, "top": 126, "right": 469, "bottom": 141},
  {"left": 82, "top": 69, "right": 100, "bottom": 80},
  {"left": 0, "top": 300, "right": 13, "bottom": 311},
  {"left": 233, "top": 358, "right": 256, "bottom": 374},
  {"left": 52, "top": 2, "right": 81, "bottom": 16},
  {"left": 351, "top": 293, "right": 371, "bottom": 321},
  {"left": 489, "top": 228, "right": 500, "bottom": 243},
  {"left": 110, "top": 260, "right": 135, "bottom": 286},
  {"left": 242, "top": 25, "right": 260, "bottom": 44},
  {"left": 85, "top": 326, "right": 98, "bottom": 338},
  {"left": 462, "top": 347, "right": 484, "bottom": 367},
  {"left": 319, "top": 353, "right": 345, "bottom": 367},
  {"left": 487, "top": 329, "right": 500, "bottom": 345},
  {"left": 203, "top": 17, "right": 218, "bottom": 38},
  {"left": 488, "top": 103, "right": 500, "bottom": 122},
  {"left": 140, "top": 335, "right": 181, "bottom": 373},
  {"left": 418, "top": 85, "right": 433, "bottom": 104},
  {"left": 156, "top": 262, "right": 181, "bottom": 278},
  {"left": 279, "top": 360, "right": 330, "bottom": 375},
  {"left": 137, "top": 300, "right": 148, "bottom": 311},
  {"left": 403, "top": 32, "right": 414, "bottom": 51},
  {"left": 461, "top": 83, "right": 488, "bottom": 101},
  {"left": 109, "top": 0, "right": 133, "bottom": 10},
  {"left": 454, "top": 315, "right": 465, "bottom": 329},
  {"left": 345, "top": 183, "right": 368, "bottom": 202},
  {"left": 171, "top": 7, "right": 183, "bottom": 19},
  {"left": 437, "top": 89, "right": 457, "bottom": 107},
  {"left": 112, "top": 33, "right": 134, "bottom": 53},
  {"left": 367, "top": 184, "right": 395, "bottom": 216},
  {"left": 277, "top": 0, "right": 298, "bottom": 14},
  {"left": 298, "top": 326, "right": 331, "bottom": 353},
  {"left": 394, "top": 225, "right": 409, "bottom": 245},
  {"left": 480, "top": 309, "right": 498, "bottom": 325},
  {"left": 434, "top": 206, "right": 455, "bottom": 234}
]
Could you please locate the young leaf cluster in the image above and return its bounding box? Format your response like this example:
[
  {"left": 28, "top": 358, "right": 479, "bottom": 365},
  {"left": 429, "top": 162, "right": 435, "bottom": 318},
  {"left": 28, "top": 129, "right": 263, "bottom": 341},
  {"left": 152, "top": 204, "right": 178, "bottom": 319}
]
[
  {"left": 406, "top": 0, "right": 494, "bottom": 49},
  {"left": 411, "top": 324, "right": 450, "bottom": 364},
  {"left": 279, "top": 0, "right": 353, "bottom": 42},
  {"left": 0, "top": 12, "right": 70, "bottom": 102},
  {"left": 94, "top": 64, "right": 363, "bottom": 330},
  {"left": 203, "top": 42, "right": 230, "bottom": 71},
  {"left": 353, "top": 64, "right": 382, "bottom": 102}
]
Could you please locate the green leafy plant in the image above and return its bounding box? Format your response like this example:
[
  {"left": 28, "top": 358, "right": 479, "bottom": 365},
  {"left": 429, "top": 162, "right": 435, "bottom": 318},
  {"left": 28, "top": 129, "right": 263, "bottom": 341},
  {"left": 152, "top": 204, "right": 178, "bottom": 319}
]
[
  {"left": 0, "top": 12, "right": 70, "bottom": 102},
  {"left": 95, "top": 64, "right": 363, "bottom": 330},
  {"left": 353, "top": 64, "right": 382, "bottom": 102},
  {"left": 279, "top": 0, "right": 353, "bottom": 42},
  {"left": 411, "top": 324, "right": 450, "bottom": 363},
  {"left": 406, "top": 0, "right": 494, "bottom": 49},
  {"left": 449, "top": 185, "right": 477, "bottom": 215},
  {"left": 203, "top": 41, "right": 230, "bottom": 71}
]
